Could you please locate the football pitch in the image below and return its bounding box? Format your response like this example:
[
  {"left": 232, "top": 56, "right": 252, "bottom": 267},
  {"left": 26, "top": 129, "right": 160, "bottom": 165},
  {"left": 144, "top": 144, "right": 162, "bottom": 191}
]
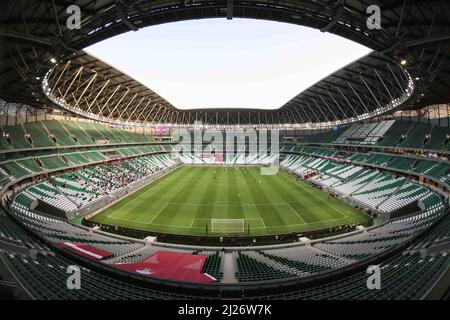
[{"left": 90, "top": 166, "right": 370, "bottom": 237}]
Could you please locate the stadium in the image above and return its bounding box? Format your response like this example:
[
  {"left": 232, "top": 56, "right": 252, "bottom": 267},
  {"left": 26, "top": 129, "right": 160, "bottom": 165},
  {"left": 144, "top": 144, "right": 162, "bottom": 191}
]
[{"left": 0, "top": 0, "right": 449, "bottom": 302}]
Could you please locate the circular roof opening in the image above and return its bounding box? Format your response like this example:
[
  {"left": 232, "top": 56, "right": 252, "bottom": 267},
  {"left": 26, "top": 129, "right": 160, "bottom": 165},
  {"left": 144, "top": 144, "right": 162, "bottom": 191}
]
[{"left": 86, "top": 18, "right": 371, "bottom": 110}]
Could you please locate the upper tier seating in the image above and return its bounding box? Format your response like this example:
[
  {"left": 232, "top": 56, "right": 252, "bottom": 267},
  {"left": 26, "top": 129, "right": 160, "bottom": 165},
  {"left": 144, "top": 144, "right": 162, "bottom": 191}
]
[
  {"left": 23, "top": 121, "right": 56, "bottom": 148},
  {"left": 0, "top": 127, "right": 12, "bottom": 150},
  {"left": 399, "top": 122, "right": 432, "bottom": 149},
  {"left": 412, "top": 159, "right": 450, "bottom": 181},
  {"left": 2, "top": 124, "right": 32, "bottom": 149},
  {"left": 42, "top": 120, "right": 78, "bottom": 146},
  {"left": 301, "top": 130, "right": 343, "bottom": 144},
  {"left": 0, "top": 144, "right": 175, "bottom": 190},
  {"left": 375, "top": 121, "right": 413, "bottom": 147},
  {"left": 330, "top": 169, "right": 380, "bottom": 196},
  {"left": 0, "top": 120, "right": 155, "bottom": 151},
  {"left": 285, "top": 120, "right": 448, "bottom": 151},
  {"left": 0, "top": 166, "right": 10, "bottom": 188},
  {"left": 425, "top": 125, "right": 450, "bottom": 150},
  {"left": 59, "top": 120, "right": 94, "bottom": 145},
  {"left": 336, "top": 120, "right": 395, "bottom": 145}
]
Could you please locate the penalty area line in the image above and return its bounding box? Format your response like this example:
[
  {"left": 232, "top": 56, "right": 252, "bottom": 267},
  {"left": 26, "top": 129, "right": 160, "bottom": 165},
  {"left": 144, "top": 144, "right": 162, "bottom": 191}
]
[
  {"left": 285, "top": 203, "right": 307, "bottom": 225},
  {"left": 285, "top": 176, "right": 348, "bottom": 218},
  {"left": 148, "top": 203, "right": 169, "bottom": 224}
]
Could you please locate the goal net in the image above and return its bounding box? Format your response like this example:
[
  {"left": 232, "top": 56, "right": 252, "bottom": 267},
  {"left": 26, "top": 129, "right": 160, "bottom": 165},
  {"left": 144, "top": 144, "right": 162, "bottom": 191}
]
[{"left": 211, "top": 219, "right": 245, "bottom": 233}]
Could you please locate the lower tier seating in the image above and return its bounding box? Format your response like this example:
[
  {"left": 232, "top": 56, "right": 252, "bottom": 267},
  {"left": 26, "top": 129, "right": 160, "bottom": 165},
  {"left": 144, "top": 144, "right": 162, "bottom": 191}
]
[{"left": 0, "top": 150, "right": 447, "bottom": 298}]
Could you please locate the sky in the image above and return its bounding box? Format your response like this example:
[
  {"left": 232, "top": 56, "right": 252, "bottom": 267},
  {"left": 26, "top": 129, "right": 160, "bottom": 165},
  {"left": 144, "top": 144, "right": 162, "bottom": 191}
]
[{"left": 86, "top": 18, "right": 372, "bottom": 110}]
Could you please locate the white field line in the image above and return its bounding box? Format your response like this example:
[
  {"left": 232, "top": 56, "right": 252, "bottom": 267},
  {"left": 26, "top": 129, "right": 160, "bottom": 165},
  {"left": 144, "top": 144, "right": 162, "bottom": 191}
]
[
  {"left": 193, "top": 218, "right": 263, "bottom": 220},
  {"left": 192, "top": 217, "right": 266, "bottom": 228},
  {"left": 210, "top": 229, "right": 245, "bottom": 233},
  {"left": 250, "top": 214, "right": 352, "bottom": 230},
  {"left": 170, "top": 202, "right": 259, "bottom": 207},
  {"left": 107, "top": 203, "right": 169, "bottom": 226},
  {"left": 285, "top": 176, "right": 348, "bottom": 218},
  {"left": 105, "top": 215, "right": 205, "bottom": 229},
  {"left": 259, "top": 217, "right": 266, "bottom": 228},
  {"left": 105, "top": 169, "right": 179, "bottom": 219},
  {"left": 106, "top": 212, "right": 351, "bottom": 231},
  {"left": 148, "top": 203, "right": 169, "bottom": 224},
  {"left": 106, "top": 190, "right": 352, "bottom": 232},
  {"left": 168, "top": 202, "right": 298, "bottom": 207},
  {"left": 284, "top": 203, "right": 307, "bottom": 225},
  {"left": 102, "top": 168, "right": 356, "bottom": 232}
]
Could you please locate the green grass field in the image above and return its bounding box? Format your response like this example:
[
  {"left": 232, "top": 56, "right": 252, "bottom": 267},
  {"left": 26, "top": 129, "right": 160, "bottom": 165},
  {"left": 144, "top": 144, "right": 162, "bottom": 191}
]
[{"left": 90, "top": 166, "right": 369, "bottom": 237}]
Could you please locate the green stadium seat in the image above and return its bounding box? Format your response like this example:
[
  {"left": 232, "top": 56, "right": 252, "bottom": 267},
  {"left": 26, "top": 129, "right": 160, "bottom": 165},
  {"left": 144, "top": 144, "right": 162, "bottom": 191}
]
[
  {"left": 64, "top": 152, "right": 92, "bottom": 165},
  {"left": 2, "top": 124, "right": 32, "bottom": 149},
  {"left": 399, "top": 122, "right": 432, "bottom": 149},
  {"left": 59, "top": 121, "right": 95, "bottom": 145},
  {"left": 84, "top": 151, "right": 107, "bottom": 162},
  {"left": 378, "top": 121, "right": 413, "bottom": 147},
  {"left": 39, "top": 155, "right": 68, "bottom": 170},
  {"left": 42, "top": 120, "right": 78, "bottom": 146},
  {"left": 365, "top": 153, "right": 391, "bottom": 166},
  {"left": 388, "top": 156, "right": 417, "bottom": 171},
  {"left": 424, "top": 125, "right": 450, "bottom": 150},
  {"left": 2, "top": 159, "right": 41, "bottom": 179},
  {"left": 77, "top": 122, "right": 108, "bottom": 141},
  {"left": 23, "top": 121, "right": 56, "bottom": 147},
  {"left": 0, "top": 127, "right": 12, "bottom": 150}
]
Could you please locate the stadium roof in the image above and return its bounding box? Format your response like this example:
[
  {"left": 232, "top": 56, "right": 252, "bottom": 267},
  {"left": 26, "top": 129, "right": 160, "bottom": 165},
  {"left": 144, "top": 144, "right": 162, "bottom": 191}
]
[{"left": 1, "top": 0, "right": 450, "bottom": 126}]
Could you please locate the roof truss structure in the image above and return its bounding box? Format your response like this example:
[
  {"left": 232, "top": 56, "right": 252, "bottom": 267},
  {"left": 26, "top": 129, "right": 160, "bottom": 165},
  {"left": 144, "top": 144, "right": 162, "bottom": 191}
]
[{"left": 1, "top": 0, "right": 450, "bottom": 126}]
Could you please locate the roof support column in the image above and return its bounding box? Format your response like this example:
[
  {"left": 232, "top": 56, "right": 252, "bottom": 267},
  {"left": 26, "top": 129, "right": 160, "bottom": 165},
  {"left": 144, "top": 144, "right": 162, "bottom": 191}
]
[{"left": 227, "top": 0, "right": 234, "bottom": 20}]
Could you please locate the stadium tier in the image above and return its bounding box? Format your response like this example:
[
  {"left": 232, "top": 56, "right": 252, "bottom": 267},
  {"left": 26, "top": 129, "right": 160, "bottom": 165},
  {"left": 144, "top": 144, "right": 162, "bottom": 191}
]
[
  {"left": 22, "top": 121, "right": 57, "bottom": 148},
  {"left": 43, "top": 120, "right": 78, "bottom": 146},
  {"left": 0, "top": 125, "right": 448, "bottom": 299},
  {"left": 1, "top": 120, "right": 448, "bottom": 154},
  {"left": 0, "top": 213, "right": 447, "bottom": 300},
  {"left": 2, "top": 160, "right": 448, "bottom": 298},
  {"left": 335, "top": 120, "right": 396, "bottom": 145},
  {"left": 0, "top": 120, "right": 153, "bottom": 151},
  {"left": 1, "top": 125, "right": 32, "bottom": 149},
  {"left": 303, "top": 120, "right": 450, "bottom": 152},
  {"left": 1, "top": 1, "right": 450, "bottom": 303}
]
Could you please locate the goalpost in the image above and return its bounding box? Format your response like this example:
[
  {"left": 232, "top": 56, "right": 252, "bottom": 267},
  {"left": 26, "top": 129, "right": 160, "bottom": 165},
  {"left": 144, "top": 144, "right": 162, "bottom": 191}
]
[{"left": 211, "top": 219, "right": 245, "bottom": 233}]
